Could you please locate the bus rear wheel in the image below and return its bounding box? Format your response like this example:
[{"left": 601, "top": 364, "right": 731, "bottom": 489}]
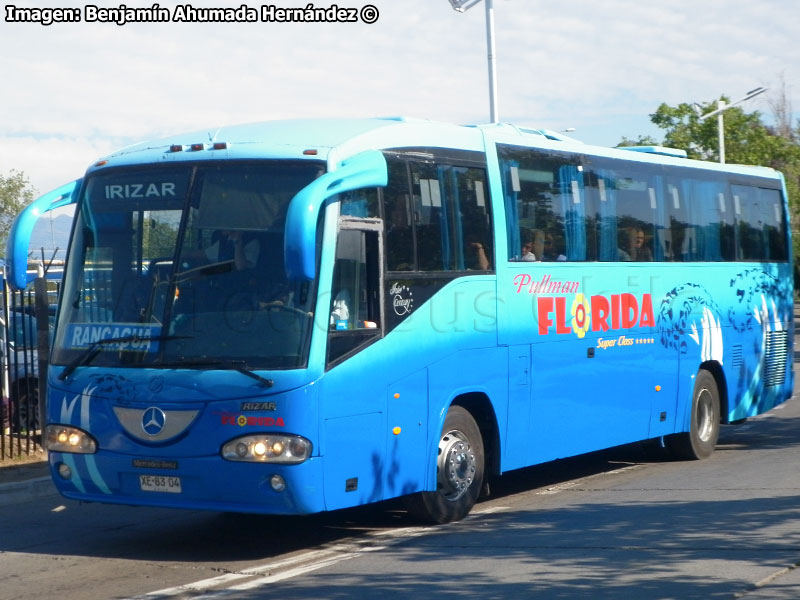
[
  {"left": 405, "top": 405, "right": 484, "bottom": 524},
  {"left": 667, "top": 369, "right": 720, "bottom": 460}
]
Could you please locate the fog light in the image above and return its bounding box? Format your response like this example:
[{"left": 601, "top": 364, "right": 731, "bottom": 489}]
[
  {"left": 270, "top": 474, "right": 286, "bottom": 492},
  {"left": 57, "top": 463, "right": 72, "bottom": 480}
]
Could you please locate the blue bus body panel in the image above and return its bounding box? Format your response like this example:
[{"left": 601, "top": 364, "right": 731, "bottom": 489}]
[
  {"left": 50, "top": 452, "right": 326, "bottom": 514},
  {"left": 497, "top": 261, "right": 793, "bottom": 468},
  {"left": 46, "top": 366, "right": 326, "bottom": 513}
]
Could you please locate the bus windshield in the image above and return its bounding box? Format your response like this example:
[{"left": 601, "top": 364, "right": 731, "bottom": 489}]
[{"left": 52, "top": 161, "right": 324, "bottom": 371}]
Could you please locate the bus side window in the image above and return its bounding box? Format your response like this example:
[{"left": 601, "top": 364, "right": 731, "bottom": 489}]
[
  {"left": 384, "top": 159, "right": 414, "bottom": 271},
  {"left": 410, "top": 162, "right": 446, "bottom": 271},
  {"left": 732, "top": 184, "right": 786, "bottom": 261},
  {"left": 732, "top": 185, "right": 763, "bottom": 260},
  {"left": 761, "top": 188, "right": 788, "bottom": 261},
  {"left": 583, "top": 159, "right": 659, "bottom": 263},
  {"left": 327, "top": 227, "right": 382, "bottom": 366},
  {"left": 496, "top": 144, "right": 589, "bottom": 262},
  {"left": 384, "top": 155, "right": 492, "bottom": 273},
  {"left": 456, "top": 169, "right": 492, "bottom": 270}
]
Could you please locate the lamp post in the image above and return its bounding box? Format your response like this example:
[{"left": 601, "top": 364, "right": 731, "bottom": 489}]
[
  {"left": 695, "top": 87, "right": 767, "bottom": 164},
  {"left": 447, "top": 0, "right": 499, "bottom": 124}
]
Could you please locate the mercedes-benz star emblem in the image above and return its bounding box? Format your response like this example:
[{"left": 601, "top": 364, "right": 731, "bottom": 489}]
[{"left": 142, "top": 407, "right": 167, "bottom": 436}]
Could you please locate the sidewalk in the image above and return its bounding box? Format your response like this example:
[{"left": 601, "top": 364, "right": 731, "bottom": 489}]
[{"left": 0, "top": 454, "right": 53, "bottom": 506}]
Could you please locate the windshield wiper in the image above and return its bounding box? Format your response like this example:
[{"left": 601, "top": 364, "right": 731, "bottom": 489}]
[
  {"left": 58, "top": 335, "right": 192, "bottom": 381},
  {"left": 158, "top": 358, "right": 274, "bottom": 388}
]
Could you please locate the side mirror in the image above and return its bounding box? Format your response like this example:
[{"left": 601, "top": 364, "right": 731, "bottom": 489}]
[
  {"left": 5, "top": 179, "right": 81, "bottom": 290},
  {"left": 284, "top": 151, "right": 387, "bottom": 280}
]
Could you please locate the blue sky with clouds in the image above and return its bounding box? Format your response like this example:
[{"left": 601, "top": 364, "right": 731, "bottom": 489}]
[{"left": 2, "top": 0, "right": 799, "bottom": 195}]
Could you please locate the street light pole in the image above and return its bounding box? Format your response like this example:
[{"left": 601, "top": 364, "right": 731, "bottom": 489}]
[
  {"left": 447, "top": 0, "right": 499, "bottom": 123},
  {"left": 696, "top": 87, "right": 767, "bottom": 164},
  {"left": 715, "top": 99, "right": 726, "bottom": 164},
  {"left": 485, "top": 0, "right": 498, "bottom": 123}
]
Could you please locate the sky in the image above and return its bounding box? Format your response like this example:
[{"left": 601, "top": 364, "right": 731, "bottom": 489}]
[{"left": 2, "top": 0, "right": 799, "bottom": 197}]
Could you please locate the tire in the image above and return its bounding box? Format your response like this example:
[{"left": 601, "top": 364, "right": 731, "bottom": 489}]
[
  {"left": 405, "top": 405, "right": 484, "bottom": 524},
  {"left": 667, "top": 370, "right": 720, "bottom": 460}
]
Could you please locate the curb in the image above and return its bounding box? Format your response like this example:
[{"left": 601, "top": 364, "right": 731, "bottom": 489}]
[{"left": 0, "top": 476, "right": 57, "bottom": 506}]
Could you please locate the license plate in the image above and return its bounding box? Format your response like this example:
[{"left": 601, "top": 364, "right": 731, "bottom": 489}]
[{"left": 139, "top": 475, "right": 182, "bottom": 494}]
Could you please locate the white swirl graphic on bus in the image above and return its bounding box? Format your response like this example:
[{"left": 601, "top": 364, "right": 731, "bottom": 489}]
[{"left": 390, "top": 283, "right": 414, "bottom": 316}]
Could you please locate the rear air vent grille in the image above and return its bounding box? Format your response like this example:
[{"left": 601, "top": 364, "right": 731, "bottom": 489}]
[
  {"left": 764, "top": 330, "right": 789, "bottom": 387},
  {"left": 731, "top": 345, "right": 743, "bottom": 369}
]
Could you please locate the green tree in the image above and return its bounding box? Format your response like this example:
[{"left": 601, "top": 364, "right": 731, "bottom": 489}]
[
  {"left": 617, "top": 135, "right": 660, "bottom": 148},
  {"left": 0, "top": 170, "right": 36, "bottom": 258},
  {"left": 649, "top": 98, "right": 781, "bottom": 164}
]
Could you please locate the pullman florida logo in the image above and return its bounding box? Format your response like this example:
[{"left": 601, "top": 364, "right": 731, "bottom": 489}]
[{"left": 513, "top": 273, "right": 655, "bottom": 337}]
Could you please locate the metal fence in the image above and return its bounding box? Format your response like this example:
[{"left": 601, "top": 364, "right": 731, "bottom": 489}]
[{"left": 1, "top": 273, "right": 60, "bottom": 461}]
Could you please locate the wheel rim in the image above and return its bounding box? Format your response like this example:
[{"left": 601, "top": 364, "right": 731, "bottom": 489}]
[
  {"left": 696, "top": 388, "right": 714, "bottom": 443},
  {"left": 436, "top": 429, "right": 476, "bottom": 502}
]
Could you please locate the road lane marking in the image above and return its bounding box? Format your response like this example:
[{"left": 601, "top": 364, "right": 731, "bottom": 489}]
[
  {"left": 127, "top": 549, "right": 340, "bottom": 599},
  {"left": 128, "top": 507, "right": 510, "bottom": 599},
  {"left": 536, "top": 463, "right": 643, "bottom": 496},
  {"left": 733, "top": 559, "right": 800, "bottom": 598}
]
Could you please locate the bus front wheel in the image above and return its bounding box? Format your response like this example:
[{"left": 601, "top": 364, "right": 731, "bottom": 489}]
[
  {"left": 405, "top": 405, "right": 484, "bottom": 524},
  {"left": 667, "top": 369, "right": 720, "bottom": 460}
]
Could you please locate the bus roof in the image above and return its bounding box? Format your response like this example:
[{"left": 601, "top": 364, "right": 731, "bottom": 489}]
[
  {"left": 86, "top": 117, "right": 781, "bottom": 182},
  {"left": 88, "top": 118, "right": 485, "bottom": 173}
]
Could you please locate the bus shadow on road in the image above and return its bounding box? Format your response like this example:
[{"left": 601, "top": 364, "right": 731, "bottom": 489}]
[{"left": 234, "top": 491, "right": 800, "bottom": 600}]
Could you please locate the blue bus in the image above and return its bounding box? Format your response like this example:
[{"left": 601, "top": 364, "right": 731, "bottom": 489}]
[{"left": 7, "top": 118, "right": 793, "bottom": 523}]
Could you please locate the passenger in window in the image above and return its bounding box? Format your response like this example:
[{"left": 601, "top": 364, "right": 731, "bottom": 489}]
[
  {"left": 330, "top": 289, "right": 350, "bottom": 330},
  {"left": 513, "top": 229, "right": 537, "bottom": 261},
  {"left": 469, "top": 241, "right": 491, "bottom": 270},
  {"left": 544, "top": 233, "right": 567, "bottom": 262},
  {"left": 629, "top": 228, "right": 653, "bottom": 262},
  {"left": 329, "top": 289, "right": 377, "bottom": 330},
  {"left": 520, "top": 238, "right": 537, "bottom": 262}
]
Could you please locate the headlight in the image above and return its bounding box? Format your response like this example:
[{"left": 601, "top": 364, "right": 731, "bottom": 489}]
[
  {"left": 45, "top": 425, "right": 97, "bottom": 454},
  {"left": 221, "top": 434, "right": 311, "bottom": 464}
]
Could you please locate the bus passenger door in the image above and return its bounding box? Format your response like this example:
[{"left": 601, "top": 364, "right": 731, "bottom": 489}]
[{"left": 323, "top": 216, "right": 387, "bottom": 509}]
